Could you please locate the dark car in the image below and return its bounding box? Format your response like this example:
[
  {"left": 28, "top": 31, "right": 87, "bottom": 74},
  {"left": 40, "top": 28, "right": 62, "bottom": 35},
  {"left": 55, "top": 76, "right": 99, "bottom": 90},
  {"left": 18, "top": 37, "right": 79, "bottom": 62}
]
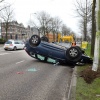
[{"left": 25, "top": 35, "right": 93, "bottom": 68}]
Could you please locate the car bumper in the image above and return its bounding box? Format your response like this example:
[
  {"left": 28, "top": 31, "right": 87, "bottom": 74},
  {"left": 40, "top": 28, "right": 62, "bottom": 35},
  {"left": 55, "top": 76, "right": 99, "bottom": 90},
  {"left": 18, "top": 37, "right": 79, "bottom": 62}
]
[{"left": 4, "top": 46, "right": 14, "bottom": 50}]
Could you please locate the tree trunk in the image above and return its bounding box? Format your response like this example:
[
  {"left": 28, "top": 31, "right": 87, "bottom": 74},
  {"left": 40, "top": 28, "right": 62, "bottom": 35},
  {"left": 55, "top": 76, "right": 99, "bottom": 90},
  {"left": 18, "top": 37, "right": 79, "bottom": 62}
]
[{"left": 91, "top": 0, "right": 96, "bottom": 56}]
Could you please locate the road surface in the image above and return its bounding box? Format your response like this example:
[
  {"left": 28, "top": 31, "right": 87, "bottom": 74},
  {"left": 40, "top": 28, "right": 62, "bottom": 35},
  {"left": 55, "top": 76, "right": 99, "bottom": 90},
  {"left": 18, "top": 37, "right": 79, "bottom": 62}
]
[{"left": 0, "top": 46, "right": 73, "bottom": 100}]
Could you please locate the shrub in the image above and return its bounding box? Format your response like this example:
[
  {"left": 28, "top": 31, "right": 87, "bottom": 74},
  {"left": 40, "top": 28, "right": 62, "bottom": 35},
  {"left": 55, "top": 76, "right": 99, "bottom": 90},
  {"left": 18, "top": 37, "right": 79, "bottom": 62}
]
[{"left": 0, "top": 38, "right": 6, "bottom": 44}]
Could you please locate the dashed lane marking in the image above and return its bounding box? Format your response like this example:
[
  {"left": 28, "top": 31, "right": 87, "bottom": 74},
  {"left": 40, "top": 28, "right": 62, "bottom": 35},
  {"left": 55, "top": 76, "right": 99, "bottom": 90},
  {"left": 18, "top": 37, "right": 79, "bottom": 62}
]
[
  {"left": 16, "top": 60, "right": 25, "bottom": 64},
  {"left": 0, "top": 53, "right": 11, "bottom": 56}
]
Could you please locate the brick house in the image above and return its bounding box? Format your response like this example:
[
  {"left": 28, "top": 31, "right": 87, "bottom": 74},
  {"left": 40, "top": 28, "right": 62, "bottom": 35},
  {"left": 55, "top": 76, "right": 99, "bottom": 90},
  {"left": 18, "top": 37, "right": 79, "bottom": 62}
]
[
  {"left": 1, "top": 21, "right": 30, "bottom": 40},
  {"left": 1, "top": 21, "right": 58, "bottom": 42}
]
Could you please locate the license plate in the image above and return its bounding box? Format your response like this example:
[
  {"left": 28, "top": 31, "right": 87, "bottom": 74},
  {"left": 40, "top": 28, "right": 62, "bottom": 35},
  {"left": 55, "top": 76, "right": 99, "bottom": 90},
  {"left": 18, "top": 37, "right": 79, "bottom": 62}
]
[{"left": 5, "top": 46, "right": 8, "bottom": 48}]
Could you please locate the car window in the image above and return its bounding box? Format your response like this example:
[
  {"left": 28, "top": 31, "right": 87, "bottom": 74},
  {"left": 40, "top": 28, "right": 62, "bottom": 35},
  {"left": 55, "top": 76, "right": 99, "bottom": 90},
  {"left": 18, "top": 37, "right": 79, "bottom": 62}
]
[
  {"left": 19, "top": 41, "right": 24, "bottom": 44},
  {"left": 5, "top": 41, "right": 12, "bottom": 44},
  {"left": 37, "top": 54, "right": 45, "bottom": 61},
  {"left": 36, "top": 54, "right": 56, "bottom": 63},
  {"left": 14, "top": 41, "right": 19, "bottom": 44},
  {"left": 47, "top": 57, "right": 56, "bottom": 63}
]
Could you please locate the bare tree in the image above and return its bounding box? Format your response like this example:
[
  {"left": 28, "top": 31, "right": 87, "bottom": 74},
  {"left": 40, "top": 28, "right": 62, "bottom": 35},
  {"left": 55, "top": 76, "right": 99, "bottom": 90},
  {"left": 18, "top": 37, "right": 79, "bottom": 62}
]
[
  {"left": 0, "top": 0, "right": 10, "bottom": 12},
  {"left": 35, "top": 11, "right": 52, "bottom": 36},
  {"left": 0, "top": 5, "right": 14, "bottom": 40},
  {"left": 0, "top": 0, "right": 4, "bottom": 2},
  {"left": 51, "top": 17, "right": 62, "bottom": 42},
  {"left": 91, "top": 0, "right": 96, "bottom": 56},
  {"left": 74, "top": 0, "right": 92, "bottom": 41},
  {"left": 30, "top": 11, "right": 63, "bottom": 41},
  {"left": 61, "top": 24, "right": 71, "bottom": 36}
]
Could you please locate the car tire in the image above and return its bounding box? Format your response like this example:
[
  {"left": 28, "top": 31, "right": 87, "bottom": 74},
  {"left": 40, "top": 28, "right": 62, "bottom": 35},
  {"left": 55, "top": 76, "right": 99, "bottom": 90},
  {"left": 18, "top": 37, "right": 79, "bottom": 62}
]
[
  {"left": 41, "top": 36, "right": 49, "bottom": 42},
  {"left": 13, "top": 46, "right": 17, "bottom": 51},
  {"left": 4, "top": 49, "right": 7, "bottom": 51},
  {"left": 74, "top": 46, "right": 81, "bottom": 51},
  {"left": 29, "top": 35, "right": 41, "bottom": 47},
  {"left": 66, "top": 46, "right": 82, "bottom": 62}
]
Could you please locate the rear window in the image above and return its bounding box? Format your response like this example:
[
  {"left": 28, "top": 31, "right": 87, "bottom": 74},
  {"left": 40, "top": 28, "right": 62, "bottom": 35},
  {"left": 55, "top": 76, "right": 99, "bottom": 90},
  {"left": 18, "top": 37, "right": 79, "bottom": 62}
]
[
  {"left": 14, "top": 41, "right": 20, "bottom": 44},
  {"left": 5, "top": 41, "right": 12, "bottom": 44}
]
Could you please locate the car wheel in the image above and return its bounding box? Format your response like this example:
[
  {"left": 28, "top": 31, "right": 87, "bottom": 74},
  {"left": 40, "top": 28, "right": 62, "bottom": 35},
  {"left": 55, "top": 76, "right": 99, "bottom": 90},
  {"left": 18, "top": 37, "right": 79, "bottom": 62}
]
[
  {"left": 41, "top": 36, "right": 49, "bottom": 42},
  {"left": 4, "top": 48, "right": 7, "bottom": 51},
  {"left": 74, "top": 46, "right": 81, "bottom": 51},
  {"left": 13, "top": 46, "right": 17, "bottom": 51},
  {"left": 29, "top": 35, "right": 41, "bottom": 47},
  {"left": 23, "top": 46, "right": 25, "bottom": 50},
  {"left": 66, "top": 46, "right": 82, "bottom": 62},
  {"left": 75, "top": 46, "right": 85, "bottom": 54}
]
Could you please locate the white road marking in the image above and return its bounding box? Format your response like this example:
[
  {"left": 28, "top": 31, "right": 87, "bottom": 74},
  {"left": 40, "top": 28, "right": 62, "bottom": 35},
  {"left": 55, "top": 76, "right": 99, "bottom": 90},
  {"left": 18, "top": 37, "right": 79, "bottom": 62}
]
[
  {"left": 0, "top": 53, "right": 10, "bottom": 56},
  {"left": 10, "top": 50, "right": 25, "bottom": 53},
  {"left": 16, "top": 60, "right": 25, "bottom": 64},
  {"left": 0, "top": 50, "right": 4, "bottom": 52}
]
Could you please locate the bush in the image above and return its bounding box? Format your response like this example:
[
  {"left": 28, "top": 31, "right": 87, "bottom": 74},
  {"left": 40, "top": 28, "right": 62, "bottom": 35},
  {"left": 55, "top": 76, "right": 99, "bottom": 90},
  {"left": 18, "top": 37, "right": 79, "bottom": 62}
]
[{"left": 0, "top": 38, "right": 6, "bottom": 44}]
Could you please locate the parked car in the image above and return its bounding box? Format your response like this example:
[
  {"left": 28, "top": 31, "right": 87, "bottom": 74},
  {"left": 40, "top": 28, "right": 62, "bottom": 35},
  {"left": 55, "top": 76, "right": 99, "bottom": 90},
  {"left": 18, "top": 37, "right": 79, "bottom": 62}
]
[
  {"left": 4, "top": 39, "right": 25, "bottom": 51},
  {"left": 25, "top": 35, "right": 93, "bottom": 68}
]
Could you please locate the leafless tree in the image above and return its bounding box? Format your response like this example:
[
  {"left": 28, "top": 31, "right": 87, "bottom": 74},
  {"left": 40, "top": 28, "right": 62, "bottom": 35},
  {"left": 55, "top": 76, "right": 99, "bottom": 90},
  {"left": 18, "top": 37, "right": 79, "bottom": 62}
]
[
  {"left": 74, "top": 0, "right": 92, "bottom": 41},
  {"left": 30, "top": 11, "right": 62, "bottom": 41},
  {"left": 0, "top": 0, "right": 4, "bottom": 2},
  {"left": 91, "top": 0, "right": 96, "bottom": 56},
  {"left": 61, "top": 24, "right": 72, "bottom": 36},
  {"left": 34, "top": 11, "right": 52, "bottom": 36},
  {"left": 0, "top": 5, "right": 14, "bottom": 40},
  {"left": 30, "top": 11, "right": 77, "bottom": 42},
  {"left": 0, "top": 0, "right": 11, "bottom": 12},
  {"left": 51, "top": 17, "right": 62, "bottom": 42}
]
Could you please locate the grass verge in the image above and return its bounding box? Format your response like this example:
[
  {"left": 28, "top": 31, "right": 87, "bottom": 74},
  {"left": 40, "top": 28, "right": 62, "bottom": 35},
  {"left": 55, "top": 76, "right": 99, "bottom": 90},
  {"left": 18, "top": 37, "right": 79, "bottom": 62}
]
[{"left": 76, "top": 44, "right": 100, "bottom": 100}]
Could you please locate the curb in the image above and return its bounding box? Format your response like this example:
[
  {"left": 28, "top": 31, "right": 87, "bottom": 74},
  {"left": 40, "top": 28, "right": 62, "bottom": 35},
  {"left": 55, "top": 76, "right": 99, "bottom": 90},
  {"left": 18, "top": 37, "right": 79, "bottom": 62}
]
[{"left": 67, "top": 67, "right": 77, "bottom": 100}]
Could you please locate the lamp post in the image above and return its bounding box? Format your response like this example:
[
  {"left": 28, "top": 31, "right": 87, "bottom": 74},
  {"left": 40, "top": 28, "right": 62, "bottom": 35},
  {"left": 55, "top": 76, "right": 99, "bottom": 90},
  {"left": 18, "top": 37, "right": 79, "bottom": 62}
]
[
  {"left": 29, "top": 13, "right": 34, "bottom": 38},
  {"left": 92, "top": 0, "right": 100, "bottom": 71},
  {"left": 30, "top": 13, "right": 40, "bottom": 37}
]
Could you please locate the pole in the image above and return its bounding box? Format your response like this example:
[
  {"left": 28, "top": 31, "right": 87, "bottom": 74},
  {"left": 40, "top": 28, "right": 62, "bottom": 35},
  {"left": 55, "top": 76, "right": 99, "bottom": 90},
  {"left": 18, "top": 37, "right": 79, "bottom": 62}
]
[{"left": 92, "top": 0, "right": 100, "bottom": 71}]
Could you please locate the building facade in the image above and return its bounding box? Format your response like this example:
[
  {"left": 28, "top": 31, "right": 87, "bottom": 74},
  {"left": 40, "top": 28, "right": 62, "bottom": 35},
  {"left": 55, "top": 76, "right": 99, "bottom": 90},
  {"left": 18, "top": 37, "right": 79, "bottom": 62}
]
[
  {"left": 1, "top": 21, "right": 58, "bottom": 42},
  {"left": 1, "top": 21, "right": 31, "bottom": 40}
]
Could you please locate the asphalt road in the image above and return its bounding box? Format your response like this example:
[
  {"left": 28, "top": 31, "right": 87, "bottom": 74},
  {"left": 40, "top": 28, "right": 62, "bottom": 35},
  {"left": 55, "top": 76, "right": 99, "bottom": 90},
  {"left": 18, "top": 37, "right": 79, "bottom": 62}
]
[{"left": 0, "top": 46, "right": 73, "bottom": 100}]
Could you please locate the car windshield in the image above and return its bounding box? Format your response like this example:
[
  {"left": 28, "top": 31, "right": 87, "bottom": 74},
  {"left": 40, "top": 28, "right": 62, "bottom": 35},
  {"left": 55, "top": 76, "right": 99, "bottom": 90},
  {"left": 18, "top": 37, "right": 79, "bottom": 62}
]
[{"left": 5, "top": 41, "right": 12, "bottom": 44}]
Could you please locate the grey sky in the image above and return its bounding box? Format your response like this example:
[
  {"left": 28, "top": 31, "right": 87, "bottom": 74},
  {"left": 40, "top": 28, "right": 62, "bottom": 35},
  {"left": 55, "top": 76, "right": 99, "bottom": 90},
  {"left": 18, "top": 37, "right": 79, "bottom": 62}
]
[{"left": 7, "top": 0, "right": 80, "bottom": 36}]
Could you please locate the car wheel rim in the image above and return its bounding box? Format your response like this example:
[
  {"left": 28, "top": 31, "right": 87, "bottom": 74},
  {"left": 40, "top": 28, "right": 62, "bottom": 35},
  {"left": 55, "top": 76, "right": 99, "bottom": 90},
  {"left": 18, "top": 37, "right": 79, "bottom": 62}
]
[
  {"left": 32, "top": 36, "right": 38, "bottom": 44},
  {"left": 69, "top": 48, "right": 78, "bottom": 57}
]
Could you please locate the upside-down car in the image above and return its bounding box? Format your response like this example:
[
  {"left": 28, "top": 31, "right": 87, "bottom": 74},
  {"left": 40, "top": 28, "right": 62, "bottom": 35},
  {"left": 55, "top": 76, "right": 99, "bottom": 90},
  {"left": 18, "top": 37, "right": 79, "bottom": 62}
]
[{"left": 25, "top": 35, "right": 93, "bottom": 68}]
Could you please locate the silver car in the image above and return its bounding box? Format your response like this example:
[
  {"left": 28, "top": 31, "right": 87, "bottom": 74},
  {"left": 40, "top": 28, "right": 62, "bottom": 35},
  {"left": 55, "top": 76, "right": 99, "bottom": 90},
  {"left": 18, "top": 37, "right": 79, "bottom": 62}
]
[{"left": 4, "top": 39, "right": 25, "bottom": 50}]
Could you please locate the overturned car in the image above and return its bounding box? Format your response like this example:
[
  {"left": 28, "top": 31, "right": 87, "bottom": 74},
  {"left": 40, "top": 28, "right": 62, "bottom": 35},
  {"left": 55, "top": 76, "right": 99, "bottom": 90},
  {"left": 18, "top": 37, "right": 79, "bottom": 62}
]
[{"left": 25, "top": 35, "right": 93, "bottom": 68}]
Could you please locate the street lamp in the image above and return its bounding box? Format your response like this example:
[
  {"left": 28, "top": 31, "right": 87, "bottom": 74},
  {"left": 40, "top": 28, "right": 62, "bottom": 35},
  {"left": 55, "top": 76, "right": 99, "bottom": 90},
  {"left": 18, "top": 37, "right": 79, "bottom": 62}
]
[{"left": 30, "top": 13, "right": 40, "bottom": 37}]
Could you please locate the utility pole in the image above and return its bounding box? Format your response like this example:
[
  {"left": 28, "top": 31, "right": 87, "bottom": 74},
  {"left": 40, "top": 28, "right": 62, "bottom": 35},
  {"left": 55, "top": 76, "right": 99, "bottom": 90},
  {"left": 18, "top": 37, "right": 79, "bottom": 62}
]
[{"left": 92, "top": 0, "right": 100, "bottom": 71}]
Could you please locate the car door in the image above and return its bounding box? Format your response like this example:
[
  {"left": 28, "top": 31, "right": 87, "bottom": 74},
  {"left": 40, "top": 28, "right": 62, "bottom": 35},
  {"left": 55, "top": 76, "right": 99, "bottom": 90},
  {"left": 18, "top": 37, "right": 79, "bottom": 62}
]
[
  {"left": 18, "top": 41, "right": 25, "bottom": 49},
  {"left": 14, "top": 41, "right": 20, "bottom": 49}
]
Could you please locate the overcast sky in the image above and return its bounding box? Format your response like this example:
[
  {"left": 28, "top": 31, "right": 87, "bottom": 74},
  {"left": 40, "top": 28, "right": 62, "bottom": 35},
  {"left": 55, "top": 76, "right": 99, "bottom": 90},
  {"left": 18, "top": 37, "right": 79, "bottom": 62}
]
[{"left": 7, "top": 0, "right": 81, "bottom": 36}]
